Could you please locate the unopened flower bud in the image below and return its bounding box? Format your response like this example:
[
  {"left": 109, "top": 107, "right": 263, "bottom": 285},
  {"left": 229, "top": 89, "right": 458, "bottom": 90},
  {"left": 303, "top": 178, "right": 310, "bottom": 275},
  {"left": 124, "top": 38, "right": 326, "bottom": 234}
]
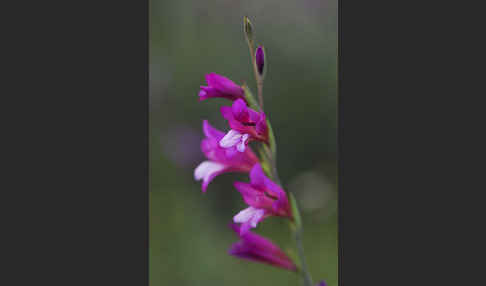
[
  {"left": 243, "top": 16, "right": 254, "bottom": 47},
  {"left": 255, "top": 46, "right": 265, "bottom": 77}
]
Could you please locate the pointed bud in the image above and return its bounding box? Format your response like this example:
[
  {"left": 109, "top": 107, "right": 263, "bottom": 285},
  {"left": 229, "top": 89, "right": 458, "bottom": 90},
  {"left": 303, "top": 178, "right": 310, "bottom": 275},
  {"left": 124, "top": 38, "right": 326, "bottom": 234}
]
[
  {"left": 255, "top": 45, "right": 265, "bottom": 77},
  {"left": 243, "top": 16, "right": 254, "bottom": 47}
]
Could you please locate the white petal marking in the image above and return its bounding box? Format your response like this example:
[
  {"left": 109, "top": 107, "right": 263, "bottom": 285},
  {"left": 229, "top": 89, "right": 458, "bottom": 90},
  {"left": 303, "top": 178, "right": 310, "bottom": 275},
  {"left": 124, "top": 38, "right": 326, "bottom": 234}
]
[
  {"left": 233, "top": 206, "right": 265, "bottom": 227},
  {"left": 236, "top": 134, "right": 249, "bottom": 152},
  {"left": 219, "top": 129, "right": 242, "bottom": 148},
  {"left": 194, "top": 161, "right": 226, "bottom": 182}
]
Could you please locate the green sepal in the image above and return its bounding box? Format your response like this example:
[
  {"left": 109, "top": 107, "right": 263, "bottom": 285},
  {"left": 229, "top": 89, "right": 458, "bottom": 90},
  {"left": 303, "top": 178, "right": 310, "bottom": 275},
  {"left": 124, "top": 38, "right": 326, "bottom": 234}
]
[
  {"left": 286, "top": 247, "right": 302, "bottom": 271},
  {"left": 289, "top": 192, "right": 302, "bottom": 230},
  {"left": 257, "top": 147, "right": 272, "bottom": 178},
  {"left": 242, "top": 84, "right": 260, "bottom": 111},
  {"left": 243, "top": 16, "right": 254, "bottom": 49},
  {"left": 257, "top": 143, "right": 273, "bottom": 179},
  {"left": 266, "top": 119, "right": 277, "bottom": 157}
]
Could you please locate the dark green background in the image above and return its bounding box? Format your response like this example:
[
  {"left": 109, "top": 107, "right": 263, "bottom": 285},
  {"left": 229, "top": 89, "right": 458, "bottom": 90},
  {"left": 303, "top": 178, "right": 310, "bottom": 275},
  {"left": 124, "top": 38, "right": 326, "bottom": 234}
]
[{"left": 150, "top": 1, "right": 337, "bottom": 285}]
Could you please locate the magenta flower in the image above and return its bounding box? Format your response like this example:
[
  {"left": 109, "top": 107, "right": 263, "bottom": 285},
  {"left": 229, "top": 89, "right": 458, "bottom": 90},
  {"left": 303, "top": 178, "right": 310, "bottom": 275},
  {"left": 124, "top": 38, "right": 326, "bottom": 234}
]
[
  {"left": 233, "top": 163, "right": 292, "bottom": 234},
  {"left": 219, "top": 98, "right": 268, "bottom": 152},
  {"left": 229, "top": 223, "right": 297, "bottom": 271},
  {"left": 198, "top": 73, "right": 245, "bottom": 101},
  {"left": 194, "top": 120, "right": 259, "bottom": 192}
]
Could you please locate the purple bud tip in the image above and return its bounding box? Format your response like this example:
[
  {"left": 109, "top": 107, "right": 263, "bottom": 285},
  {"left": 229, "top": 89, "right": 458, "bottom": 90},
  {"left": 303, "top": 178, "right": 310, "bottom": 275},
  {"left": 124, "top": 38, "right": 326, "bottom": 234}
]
[{"left": 255, "top": 46, "right": 265, "bottom": 76}]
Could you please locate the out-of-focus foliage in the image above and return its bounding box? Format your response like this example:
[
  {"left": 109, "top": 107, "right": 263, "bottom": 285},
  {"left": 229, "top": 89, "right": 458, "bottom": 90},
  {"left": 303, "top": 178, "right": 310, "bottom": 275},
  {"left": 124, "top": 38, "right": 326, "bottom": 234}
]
[{"left": 150, "top": 0, "right": 337, "bottom": 285}]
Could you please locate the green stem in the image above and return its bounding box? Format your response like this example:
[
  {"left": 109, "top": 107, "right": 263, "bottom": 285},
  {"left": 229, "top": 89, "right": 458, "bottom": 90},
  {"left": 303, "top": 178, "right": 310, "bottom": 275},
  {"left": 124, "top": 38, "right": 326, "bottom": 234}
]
[
  {"left": 292, "top": 207, "right": 314, "bottom": 286},
  {"left": 242, "top": 18, "right": 311, "bottom": 284},
  {"left": 244, "top": 29, "right": 264, "bottom": 111},
  {"left": 257, "top": 80, "right": 264, "bottom": 110},
  {"left": 251, "top": 52, "right": 264, "bottom": 110},
  {"left": 266, "top": 141, "right": 313, "bottom": 286}
]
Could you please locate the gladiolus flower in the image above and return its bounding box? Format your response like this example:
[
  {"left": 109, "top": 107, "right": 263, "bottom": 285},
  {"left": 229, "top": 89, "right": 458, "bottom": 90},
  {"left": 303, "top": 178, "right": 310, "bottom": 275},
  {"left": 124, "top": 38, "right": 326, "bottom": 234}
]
[
  {"left": 233, "top": 163, "right": 291, "bottom": 234},
  {"left": 194, "top": 120, "right": 259, "bottom": 192},
  {"left": 229, "top": 223, "right": 297, "bottom": 271},
  {"left": 198, "top": 73, "right": 245, "bottom": 102},
  {"left": 219, "top": 98, "right": 268, "bottom": 152}
]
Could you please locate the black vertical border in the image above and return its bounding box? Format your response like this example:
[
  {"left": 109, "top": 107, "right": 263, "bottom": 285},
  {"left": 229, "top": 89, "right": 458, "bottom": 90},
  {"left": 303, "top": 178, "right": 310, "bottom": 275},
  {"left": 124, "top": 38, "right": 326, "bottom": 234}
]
[
  {"left": 338, "top": 0, "right": 443, "bottom": 284},
  {"left": 2, "top": 0, "right": 149, "bottom": 285}
]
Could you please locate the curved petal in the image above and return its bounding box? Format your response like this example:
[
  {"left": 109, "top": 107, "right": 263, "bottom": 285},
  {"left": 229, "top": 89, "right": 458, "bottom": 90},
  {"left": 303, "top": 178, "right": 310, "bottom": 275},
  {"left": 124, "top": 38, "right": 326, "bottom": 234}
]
[
  {"left": 206, "top": 73, "right": 243, "bottom": 96},
  {"left": 234, "top": 182, "right": 273, "bottom": 209},
  {"left": 271, "top": 191, "right": 290, "bottom": 217},
  {"left": 221, "top": 105, "right": 250, "bottom": 134},
  {"left": 194, "top": 161, "right": 226, "bottom": 192},
  {"left": 255, "top": 113, "right": 268, "bottom": 136},
  {"left": 248, "top": 108, "right": 262, "bottom": 123},
  {"left": 232, "top": 98, "right": 250, "bottom": 122},
  {"left": 233, "top": 206, "right": 265, "bottom": 234},
  {"left": 198, "top": 86, "right": 221, "bottom": 100},
  {"left": 229, "top": 223, "right": 297, "bottom": 271},
  {"left": 202, "top": 120, "right": 225, "bottom": 140},
  {"left": 220, "top": 106, "right": 234, "bottom": 121},
  {"left": 249, "top": 163, "right": 267, "bottom": 190},
  {"left": 263, "top": 177, "right": 285, "bottom": 199},
  {"left": 264, "top": 177, "right": 290, "bottom": 216}
]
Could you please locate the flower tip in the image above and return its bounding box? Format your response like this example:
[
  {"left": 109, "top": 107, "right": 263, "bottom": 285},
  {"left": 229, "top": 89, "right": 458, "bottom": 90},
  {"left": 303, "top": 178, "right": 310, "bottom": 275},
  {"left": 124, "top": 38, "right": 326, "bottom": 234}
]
[
  {"left": 205, "top": 72, "right": 215, "bottom": 81},
  {"left": 202, "top": 119, "right": 211, "bottom": 134},
  {"left": 198, "top": 89, "right": 208, "bottom": 101},
  {"left": 201, "top": 185, "right": 208, "bottom": 193},
  {"left": 243, "top": 16, "right": 254, "bottom": 43},
  {"left": 200, "top": 177, "right": 212, "bottom": 193}
]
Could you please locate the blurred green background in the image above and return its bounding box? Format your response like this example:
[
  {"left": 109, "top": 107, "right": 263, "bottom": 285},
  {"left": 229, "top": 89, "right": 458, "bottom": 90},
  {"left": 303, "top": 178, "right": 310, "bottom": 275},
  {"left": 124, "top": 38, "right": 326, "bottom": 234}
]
[{"left": 150, "top": 1, "right": 337, "bottom": 285}]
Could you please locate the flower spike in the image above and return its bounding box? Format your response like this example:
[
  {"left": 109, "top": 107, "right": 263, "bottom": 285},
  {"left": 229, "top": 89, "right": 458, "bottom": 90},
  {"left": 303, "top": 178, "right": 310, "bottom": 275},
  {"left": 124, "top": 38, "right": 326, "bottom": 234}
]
[{"left": 194, "top": 19, "right": 317, "bottom": 286}]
